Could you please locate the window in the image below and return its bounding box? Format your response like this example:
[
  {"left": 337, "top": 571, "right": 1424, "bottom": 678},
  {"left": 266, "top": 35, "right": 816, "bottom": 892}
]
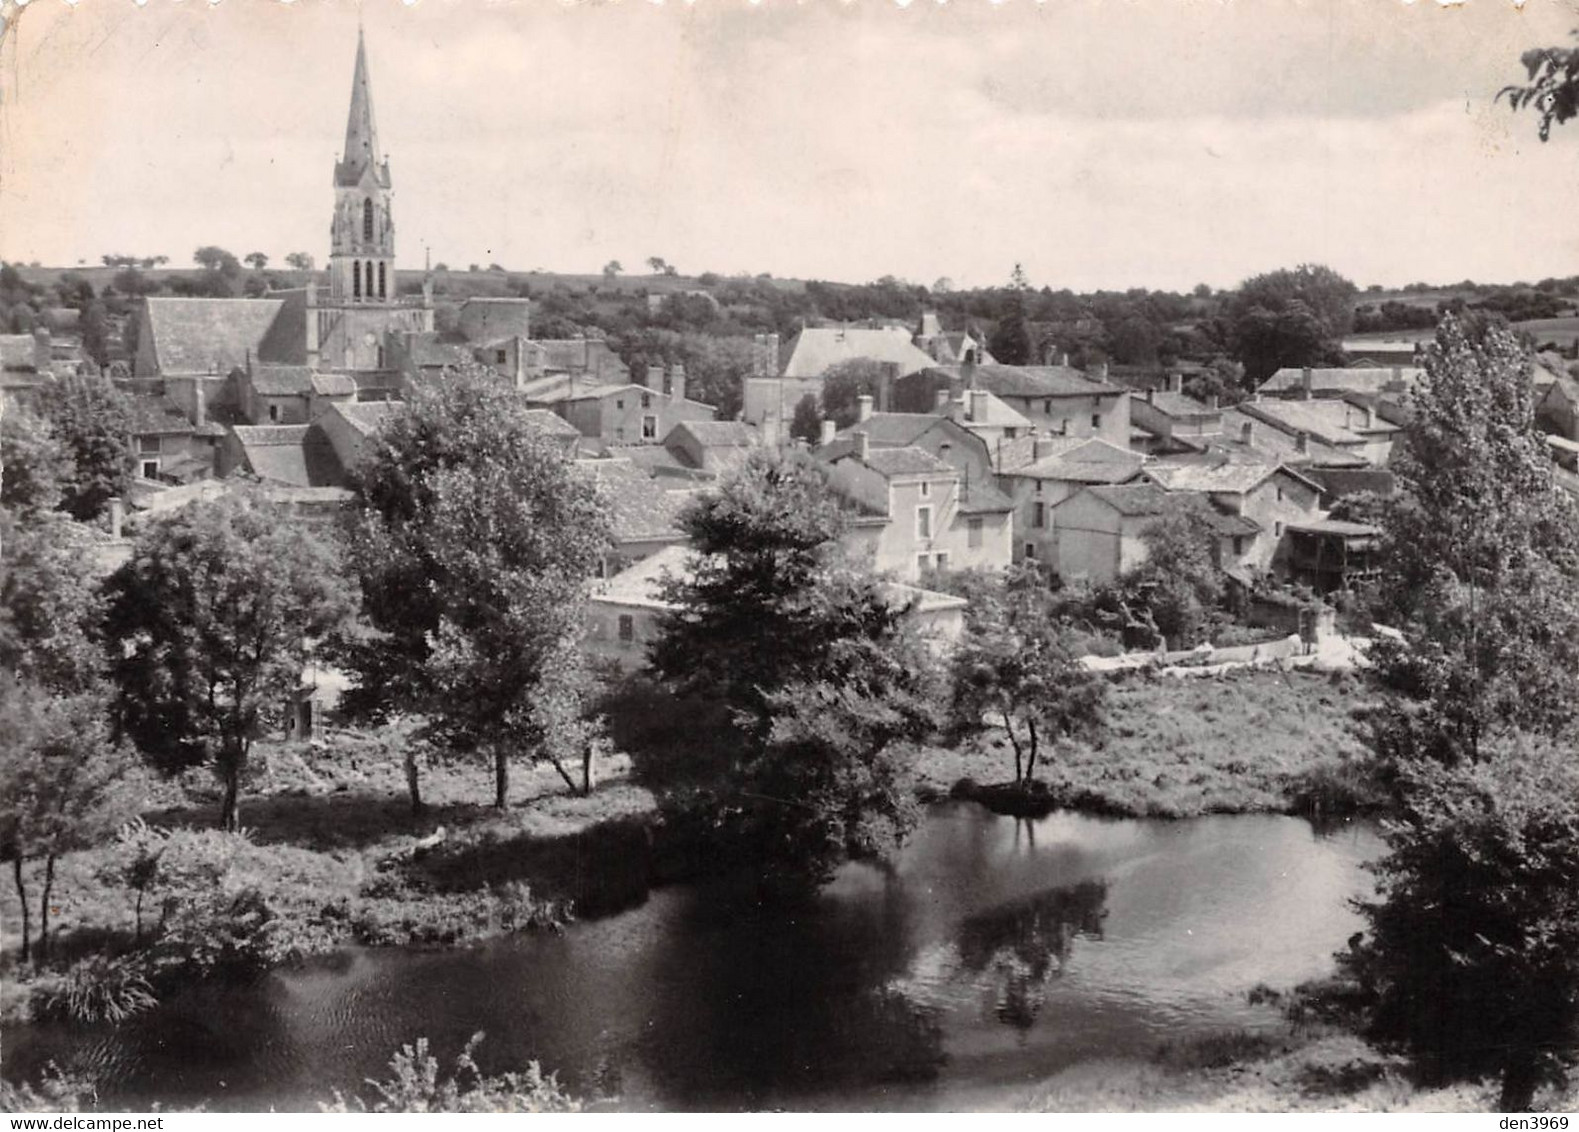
[
  {"left": 1232, "top": 536, "right": 1246, "bottom": 556},
  {"left": 935, "top": 552, "right": 951, "bottom": 570},
  {"left": 642, "top": 415, "right": 658, "bottom": 440},
  {"left": 141, "top": 460, "right": 159, "bottom": 479},
  {"left": 496, "top": 350, "right": 508, "bottom": 364},
  {"left": 641, "top": 393, "right": 652, "bottom": 409},
  {"left": 1035, "top": 481, "right": 1043, "bottom": 496},
  {"left": 1091, "top": 413, "right": 1102, "bottom": 429},
  {"left": 1032, "top": 502, "right": 1046, "bottom": 529},
  {"left": 919, "top": 481, "right": 930, "bottom": 498},
  {"left": 916, "top": 505, "right": 933, "bottom": 540},
  {"left": 1043, "top": 399, "right": 1052, "bottom": 414},
  {"left": 363, "top": 199, "right": 374, "bottom": 242},
  {"left": 1276, "top": 487, "right": 1284, "bottom": 502},
  {"left": 352, "top": 260, "right": 361, "bottom": 299},
  {"left": 1025, "top": 542, "right": 1037, "bottom": 559},
  {"left": 377, "top": 345, "right": 386, "bottom": 368},
  {"left": 366, "top": 261, "right": 375, "bottom": 297},
  {"left": 617, "top": 614, "right": 635, "bottom": 644},
  {"left": 268, "top": 404, "right": 280, "bottom": 423},
  {"left": 968, "top": 518, "right": 983, "bottom": 549},
  {"left": 138, "top": 435, "right": 159, "bottom": 455},
  {"left": 916, "top": 554, "right": 930, "bottom": 576},
  {"left": 378, "top": 261, "right": 387, "bottom": 299},
  {"left": 1274, "top": 522, "right": 1284, "bottom": 537}
]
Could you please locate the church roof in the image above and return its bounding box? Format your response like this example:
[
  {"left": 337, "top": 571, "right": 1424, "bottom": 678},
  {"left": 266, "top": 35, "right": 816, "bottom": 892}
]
[
  {"left": 143, "top": 298, "right": 286, "bottom": 376},
  {"left": 335, "top": 30, "right": 390, "bottom": 189}
]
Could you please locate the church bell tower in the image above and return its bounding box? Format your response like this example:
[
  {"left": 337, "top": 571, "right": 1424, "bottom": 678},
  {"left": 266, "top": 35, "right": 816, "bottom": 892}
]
[{"left": 329, "top": 29, "right": 395, "bottom": 305}]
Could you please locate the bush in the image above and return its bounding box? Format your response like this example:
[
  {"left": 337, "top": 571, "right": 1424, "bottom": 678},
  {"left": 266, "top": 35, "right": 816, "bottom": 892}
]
[
  {"left": 323, "top": 1033, "right": 581, "bottom": 1113},
  {"left": 29, "top": 954, "right": 156, "bottom": 1024}
]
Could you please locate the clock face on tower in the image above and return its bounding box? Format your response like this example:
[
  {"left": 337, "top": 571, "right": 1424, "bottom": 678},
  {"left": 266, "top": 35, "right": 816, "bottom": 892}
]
[{"left": 364, "top": 332, "right": 377, "bottom": 347}]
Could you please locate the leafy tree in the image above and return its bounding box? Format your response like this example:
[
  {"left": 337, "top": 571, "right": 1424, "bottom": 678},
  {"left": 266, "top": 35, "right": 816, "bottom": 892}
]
[
  {"left": 103, "top": 492, "right": 351, "bottom": 829},
  {"left": 37, "top": 373, "right": 135, "bottom": 521},
  {"left": 820, "top": 357, "right": 890, "bottom": 429},
  {"left": 110, "top": 267, "right": 160, "bottom": 298},
  {"left": 0, "top": 680, "right": 142, "bottom": 962},
  {"left": 0, "top": 407, "right": 67, "bottom": 517},
  {"left": 1228, "top": 264, "right": 1356, "bottom": 385},
  {"left": 1501, "top": 30, "right": 1579, "bottom": 140},
  {"left": 647, "top": 256, "right": 668, "bottom": 274},
  {"left": 1120, "top": 504, "right": 1225, "bottom": 649},
  {"left": 192, "top": 246, "right": 241, "bottom": 277},
  {"left": 632, "top": 448, "right": 941, "bottom": 893},
  {"left": 948, "top": 566, "right": 1106, "bottom": 788},
  {"left": 789, "top": 393, "right": 823, "bottom": 445},
  {"left": 284, "top": 252, "right": 315, "bottom": 271},
  {"left": 988, "top": 267, "right": 1034, "bottom": 366},
  {"left": 243, "top": 252, "right": 269, "bottom": 271},
  {"left": 602, "top": 260, "right": 623, "bottom": 279},
  {"left": 341, "top": 364, "right": 610, "bottom": 809},
  {"left": 1343, "top": 737, "right": 1579, "bottom": 1111},
  {"left": 1, "top": 512, "right": 107, "bottom": 694},
  {"left": 1369, "top": 316, "right": 1579, "bottom": 766},
  {"left": 78, "top": 301, "right": 111, "bottom": 368}
]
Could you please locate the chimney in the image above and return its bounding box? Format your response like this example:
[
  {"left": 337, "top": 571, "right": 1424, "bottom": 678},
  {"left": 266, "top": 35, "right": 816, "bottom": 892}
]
[
  {"left": 645, "top": 364, "right": 663, "bottom": 392},
  {"left": 961, "top": 354, "right": 977, "bottom": 389},
  {"left": 1168, "top": 372, "right": 1183, "bottom": 394},
  {"left": 820, "top": 418, "right": 836, "bottom": 446},
  {"left": 1144, "top": 389, "right": 1155, "bottom": 405},
  {"left": 1241, "top": 421, "right": 1254, "bottom": 446},
  {"left": 970, "top": 389, "right": 988, "bottom": 422},
  {"left": 948, "top": 393, "right": 967, "bottom": 422},
  {"left": 1207, "top": 393, "right": 1220, "bottom": 411},
  {"left": 856, "top": 394, "right": 874, "bottom": 423},
  {"left": 194, "top": 381, "right": 207, "bottom": 427},
  {"left": 108, "top": 497, "right": 124, "bottom": 541},
  {"left": 752, "top": 333, "right": 767, "bottom": 378},
  {"left": 1296, "top": 430, "right": 1309, "bottom": 454},
  {"left": 1099, "top": 362, "right": 1110, "bottom": 381},
  {"left": 766, "top": 333, "right": 780, "bottom": 376},
  {"left": 1365, "top": 404, "right": 1376, "bottom": 430},
  {"left": 671, "top": 363, "right": 686, "bottom": 403},
  {"left": 1301, "top": 366, "right": 1313, "bottom": 400},
  {"left": 934, "top": 387, "right": 950, "bottom": 411},
  {"left": 1060, "top": 352, "right": 1070, "bottom": 367},
  {"left": 1033, "top": 437, "right": 1048, "bottom": 462},
  {"left": 854, "top": 429, "right": 870, "bottom": 461}
]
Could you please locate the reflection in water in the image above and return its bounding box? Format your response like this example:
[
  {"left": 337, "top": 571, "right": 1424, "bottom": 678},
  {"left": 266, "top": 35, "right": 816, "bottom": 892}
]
[
  {"left": 955, "top": 881, "right": 1109, "bottom": 1032},
  {"left": 3, "top": 807, "right": 1383, "bottom": 1112}
]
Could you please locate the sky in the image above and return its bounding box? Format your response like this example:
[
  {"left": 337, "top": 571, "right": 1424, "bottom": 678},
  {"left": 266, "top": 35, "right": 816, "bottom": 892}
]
[{"left": 1, "top": 0, "right": 1577, "bottom": 293}]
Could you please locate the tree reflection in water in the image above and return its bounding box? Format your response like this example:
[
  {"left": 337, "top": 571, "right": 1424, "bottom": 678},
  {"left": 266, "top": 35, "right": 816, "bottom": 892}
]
[{"left": 954, "top": 879, "right": 1109, "bottom": 1032}]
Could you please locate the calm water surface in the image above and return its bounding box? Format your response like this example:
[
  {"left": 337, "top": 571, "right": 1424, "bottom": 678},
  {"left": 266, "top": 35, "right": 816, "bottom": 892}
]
[{"left": 8, "top": 804, "right": 1382, "bottom": 1111}]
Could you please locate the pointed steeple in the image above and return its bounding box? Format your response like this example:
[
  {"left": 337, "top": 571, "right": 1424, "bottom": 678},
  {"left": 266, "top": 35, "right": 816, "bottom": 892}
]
[{"left": 336, "top": 29, "right": 390, "bottom": 189}]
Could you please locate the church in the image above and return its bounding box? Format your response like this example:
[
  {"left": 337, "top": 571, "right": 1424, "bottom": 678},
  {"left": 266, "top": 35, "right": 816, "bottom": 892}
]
[{"left": 129, "top": 31, "right": 435, "bottom": 408}]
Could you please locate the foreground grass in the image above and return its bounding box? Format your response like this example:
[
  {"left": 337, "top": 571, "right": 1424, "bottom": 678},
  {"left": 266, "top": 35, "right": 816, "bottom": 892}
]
[{"left": 914, "top": 668, "right": 1380, "bottom": 818}]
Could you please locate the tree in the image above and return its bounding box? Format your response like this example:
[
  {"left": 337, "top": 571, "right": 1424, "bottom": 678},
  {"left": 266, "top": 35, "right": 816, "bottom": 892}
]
[
  {"left": 602, "top": 260, "right": 623, "bottom": 280},
  {"left": 243, "top": 252, "right": 269, "bottom": 271},
  {"left": 1368, "top": 316, "right": 1579, "bottom": 766},
  {"left": 1228, "top": 265, "right": 1357, "bottom": 385},
  {"left": 192, "top": 246, "right": 241, "bottom": 277},
  {"left": 630, "top": 448, "right": 942, "bottom": 893},
  {"left": 284, "top": 252, "right": 315, "bottom": 271},
  {"left": 78, "top": 301, "right": 111, "bottom": 368},
  {"left": 341, "top": 363, "right": 611, "bottom": 810},
  {"left": 988, "top": 266, "right": 1034, "bottom": 366},
  {"left": 819, "top": 357, "right": 890, "bottom": 429},
  {"left": 37, "top": 373, "right": 135, "bottom": 521},
  {"left": 1, "top": 407, "right": 67, "bottom": 517},
  {"left": 1119, "top": 503, "right": 1225, "bottom": 650},
  {"left": 1, "top": 512, "right": 107, "bottom": 695},
  {"left": 789, "top": 393, "right": 823, "bottom": 445},
  {"left": 1500, "top": 30, "right": 1579, "bottom": 140},
  {"left": 103, "top": 492, "right": 351, "bottom": 829},
  {"left": 647, "top": 256, "right": 669, "bottom": 275},
  {"left": 1343, "top": 737, "right": 1579, "bottom": 1111},
  {"left": 0, "top": 680, "right": 141, "bottom": 962},
  {"left": 948, "top": 567, "right": 1106, "bottom": 789}
]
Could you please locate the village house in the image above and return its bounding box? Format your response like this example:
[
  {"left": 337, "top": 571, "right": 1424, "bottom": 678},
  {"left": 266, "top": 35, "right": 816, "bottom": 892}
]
[
  {"left": 0, "top": 331, "right": 49, "bottom": 409},
  {"left": 821, "top": 397, "right": 997, "bottom": 487},
  {"left": 912, "top": 311, "right": 994, "bottom": 367},
  {"left": 1256, "top": 365, "right": 1421, "bottom": 401},
  {"left": 1047, "top": 484, "right": 1258, "bottom": 585},
  {"left": 779, "top": 325, "right": 938, "bottom": 381},
  {"left": 569, "top": 457, "right": 699, "bottom": 575},
  {"left": 896, "top": 361, "right": 1132, "bottom": 449},
  {"left": 218, "top": 423, "right": 346, "bottom": 489},
  {"left": 584, "top": 544, "right": 969, "bottom": 672},
  {"left": 994, "top": 437, "right": 1146, "bottom": 564},
  {"left": 127, "top": 393, "right": 225, "bottom": 483},
  {"left": 1283, "top": 519, "right": 1383, "bottom": 594},
  {"left": 1535, "top": 366, "right": 1579, "bottom": 442},
  {"left": 1140, "top": 459, "right": 1325, "bottom": 573},
  {"left": 1236, "top": 397, "right": 1400, "bottom": 466},
  {"left": 1127, "top": 379, "right": 1223, "bottom": 454},
  {"left": 551, "top": 365, "right": 716, "bottom": 446},
  {"left": 660, "top": 419, "right": 762, "bottom": 477},
  {"left": 819, "top": 432, "right": 1013, "bottom": 581}
]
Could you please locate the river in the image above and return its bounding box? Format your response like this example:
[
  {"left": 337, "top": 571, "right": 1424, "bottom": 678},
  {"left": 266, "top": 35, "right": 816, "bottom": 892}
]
[{"left": 5, "top": 804, "right": 1383, "bottom": 1111}]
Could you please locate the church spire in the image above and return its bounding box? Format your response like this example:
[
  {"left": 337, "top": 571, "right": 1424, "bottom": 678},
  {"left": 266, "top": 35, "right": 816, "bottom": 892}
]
[{"left": 336, "top": 28, "right": 389, "bottom": 189}]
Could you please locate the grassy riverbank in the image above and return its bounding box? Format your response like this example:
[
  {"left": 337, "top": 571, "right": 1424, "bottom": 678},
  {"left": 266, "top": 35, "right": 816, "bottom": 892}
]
[{"left": 914, "top": 668, "right": 1382, "bottom": 819}]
